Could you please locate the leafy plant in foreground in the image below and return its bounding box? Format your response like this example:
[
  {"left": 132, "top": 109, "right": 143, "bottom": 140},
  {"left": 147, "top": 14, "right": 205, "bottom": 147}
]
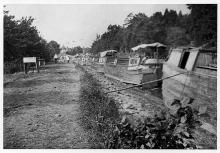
[{"left": 106, "top": 99, "right": 200, "bottom": 149}]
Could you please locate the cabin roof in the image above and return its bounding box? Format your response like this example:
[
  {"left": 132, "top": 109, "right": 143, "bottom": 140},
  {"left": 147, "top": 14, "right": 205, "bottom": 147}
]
[
  {"left": 198, "top": 47, "right": 217, "bottom": 52},
  {"left": 100, "top": 50, "right": 118, "bottom": 57},
  {"left": 131, "top": 42, "right": 166, "bottom": 51},
  {"left": 172, "top": 46, "right": 216, "bottom": 53}
]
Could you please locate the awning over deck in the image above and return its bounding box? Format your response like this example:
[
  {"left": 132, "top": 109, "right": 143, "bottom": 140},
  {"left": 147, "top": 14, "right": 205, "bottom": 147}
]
[
  {"left": 100, "top": 50, "right": 118, "bottom": 57},
  {"left": 131, "top": 42, "right": 166, "bottom": 51}
]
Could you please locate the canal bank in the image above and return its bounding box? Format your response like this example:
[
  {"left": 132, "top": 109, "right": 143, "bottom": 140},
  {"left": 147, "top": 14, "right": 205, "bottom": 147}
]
[{"left": 78, "top": 64, "right": 217, "bottom": 149}]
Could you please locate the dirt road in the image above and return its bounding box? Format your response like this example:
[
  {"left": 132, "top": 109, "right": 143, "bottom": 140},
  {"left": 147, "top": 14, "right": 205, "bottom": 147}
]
[{"left": 4, "top": 64, "right": 91, "bottom": 149}]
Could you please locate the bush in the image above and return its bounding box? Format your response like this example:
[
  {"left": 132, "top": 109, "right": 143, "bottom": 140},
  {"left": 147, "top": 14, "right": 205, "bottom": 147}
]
[{"left": 106, "top": 100, "right": 200, "bottom": 149}]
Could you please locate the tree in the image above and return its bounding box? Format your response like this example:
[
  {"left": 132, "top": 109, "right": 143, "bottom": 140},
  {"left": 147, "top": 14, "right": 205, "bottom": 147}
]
[
  {"left": 47, "top": 40, "right": 61, "bottom": 60},
  {"left": 187, "top": 4, "right": 217, "bottom": 46},
  {"left": 66, "top": 46, "right": 83, "bottom": 56},
  {"left": 4, "top": 10, "right": 61, "bottom": 62},
  {"left": 166, "top": 27, "right": 190, "bottom": 47},
  {"left": 90, "top": 5, "right": 216, "bottom": 55},
  {"left": 4, "top": 11, "right": 40, "bottom": 61},
  {"left": 91, "top": 25, "right": 123, "bottom": 54},
  {"left": 163, "top": 9, "right": 178, "bottom": 26},
  {"left": 48, "top": 41, "right": 60, "bottom": 54}
]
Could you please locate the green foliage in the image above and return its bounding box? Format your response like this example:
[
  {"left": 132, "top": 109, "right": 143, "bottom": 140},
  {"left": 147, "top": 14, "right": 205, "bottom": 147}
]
[
  {"left": 66, "top": 46, "right": 83, "bottom": 56},
  {"left": 91, "top": 5, "right": 217, "bottom": 54},
  {"left": 106, "top": 105, "right": 199, "bottom": 149},
  {"left": 4, "top": 10, "right": 60, "bottom": 62},
  {"left": 91, "top": 25, "right": 123, "bottom": 54},
  {"left": 187, "top": 4, "right": 217, "bottom": 46},
  {"left": 47, "top": 40, "right": 61, "bottom": 58},
  {"left": 79, "top": 69, "right": 120, "bottom": 148},
  {"left": 91, "top": 10, "right": 191, "bottom": 54}
]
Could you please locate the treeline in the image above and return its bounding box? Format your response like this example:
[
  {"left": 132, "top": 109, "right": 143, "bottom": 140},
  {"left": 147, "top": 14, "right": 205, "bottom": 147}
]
[
  {"left": 66, "top": 46, "right": 90, "bottom": 56},
  {"left": 4, "top": 10, "right": 61, "bottom": 62},
  {"left": 91, "top": 4, "right": 217, "bottom": 54},
  {"left": 66, "top": 46, "right": 83, "bottom": 56}
]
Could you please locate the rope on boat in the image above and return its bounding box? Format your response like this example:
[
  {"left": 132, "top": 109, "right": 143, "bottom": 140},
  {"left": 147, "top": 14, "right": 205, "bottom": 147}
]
[{"left": 104, "top": 72, "right": 187, "bottom": 94}]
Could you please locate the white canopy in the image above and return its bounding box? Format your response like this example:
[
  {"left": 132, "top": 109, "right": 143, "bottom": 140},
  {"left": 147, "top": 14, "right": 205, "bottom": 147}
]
[
  {"left": 131, "top": 42, "right": 166, "bottom": 51},
  {"left": 100, "top": 50, "right": 117, "bottom": 58}
]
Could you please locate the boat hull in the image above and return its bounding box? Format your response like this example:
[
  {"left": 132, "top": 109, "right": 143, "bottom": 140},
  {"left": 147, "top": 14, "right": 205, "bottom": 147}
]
[
  {"left": 104, "top": 63, "right": 163, "bottom": 89},
  {"left": 162, "top": 63, "right": 217, "bottom": 126}
]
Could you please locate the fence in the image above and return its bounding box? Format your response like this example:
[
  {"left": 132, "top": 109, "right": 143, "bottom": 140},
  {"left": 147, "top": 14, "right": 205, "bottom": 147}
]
[{"left": 4, "top": 59, "right": 23, "bottom": 74}]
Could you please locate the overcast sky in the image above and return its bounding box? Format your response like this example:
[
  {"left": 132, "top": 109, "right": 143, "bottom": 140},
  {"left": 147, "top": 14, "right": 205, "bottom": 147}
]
[{"left": 5, "top": 4, "right": 190, "bottom": 48}]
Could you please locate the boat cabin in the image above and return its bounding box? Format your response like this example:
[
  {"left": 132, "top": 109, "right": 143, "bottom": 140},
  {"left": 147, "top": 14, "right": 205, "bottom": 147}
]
[
  {"left": 167, "top": 47, "right": 217, "bottom": 75},
  {"left": 163, "top": 46, "right": 217, "bottom": 128},
  {"left": 104, "top": 43, "right": 167, "bottom": 88},
  {"left": 98, "top": 50, "right": 117, "bottom": 65},
  {"left": 95, "top": 50, "right": 117, "bottom": 73},
  {"left": 129, "top": 42, "right": 167, "bottom": 68}
]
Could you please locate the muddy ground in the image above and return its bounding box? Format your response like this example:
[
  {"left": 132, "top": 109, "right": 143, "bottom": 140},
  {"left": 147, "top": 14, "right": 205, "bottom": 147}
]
[{"left": 4, "top": 64, "right": 91, "bottom": 149}]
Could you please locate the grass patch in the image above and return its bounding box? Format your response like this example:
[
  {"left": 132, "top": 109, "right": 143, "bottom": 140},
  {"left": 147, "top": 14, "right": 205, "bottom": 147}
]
[{"left": 79, "top": 69, "right": 120, "bottom": 148}]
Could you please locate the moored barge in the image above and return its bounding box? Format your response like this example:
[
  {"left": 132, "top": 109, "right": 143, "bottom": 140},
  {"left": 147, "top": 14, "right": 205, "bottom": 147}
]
[
  {"left": 104, "top": 42, "right": 168, "bottom": 89},
  {"left": 162, "top": 46, "right": 217, "bottom": 126}
]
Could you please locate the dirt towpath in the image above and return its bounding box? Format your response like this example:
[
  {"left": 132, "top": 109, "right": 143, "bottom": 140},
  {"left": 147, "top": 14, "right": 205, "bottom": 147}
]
[{"left": 4, "top": 64, "right": 91, "bottom": 149}]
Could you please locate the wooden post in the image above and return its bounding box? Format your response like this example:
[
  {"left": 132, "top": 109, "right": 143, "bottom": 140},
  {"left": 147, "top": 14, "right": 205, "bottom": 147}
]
[
  {"left": 156, "top": 47, "right": 159, "bottom": 68},
  {"left": 24, "top": 63, "right": 28, "bottom": 74},
  {"left": 36, "top": 61, "right": 39, "bottom": 73},
  {"left": 23, "top": 63, "right": 25, "bottom": 73}
]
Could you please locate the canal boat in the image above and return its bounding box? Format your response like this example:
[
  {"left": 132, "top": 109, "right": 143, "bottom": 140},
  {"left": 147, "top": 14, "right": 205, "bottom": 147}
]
[
  {"left": 162, "top": 46, "right": 217, "bottom": 126},
  {"left": 80, "top": 53, "right": 91, "bottom": 66},
  {"left": 104, "top": 42, "right": 168, "bottom": 88},
  {"left": 95, "top": 50, "right": 117, "bottom": 73}
]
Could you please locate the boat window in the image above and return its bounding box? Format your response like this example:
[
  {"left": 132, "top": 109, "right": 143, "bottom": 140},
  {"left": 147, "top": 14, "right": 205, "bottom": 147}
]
[
  {"left": 129, "top": 58, "right": 140, "bottom": 66},
  {"left": 131, "top": 59, "right": 136, "bottom": 64},
  {"left": 195, "top": 52, "right": 217, "bottom": 69},
  {"left": 130, "top": 59, "right": 137, "bottom": 65},
  {"left": 194, "top": 52, "right": 217, "bottom": 76},
  {"left": 179, "top": 51, "right": 190, "bottom": 69}
]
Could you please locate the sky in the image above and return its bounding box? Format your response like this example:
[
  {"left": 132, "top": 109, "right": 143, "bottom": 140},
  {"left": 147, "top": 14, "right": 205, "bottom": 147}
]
[{"left": 5, "top": 4, "right": 190, "bottom": 48}]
